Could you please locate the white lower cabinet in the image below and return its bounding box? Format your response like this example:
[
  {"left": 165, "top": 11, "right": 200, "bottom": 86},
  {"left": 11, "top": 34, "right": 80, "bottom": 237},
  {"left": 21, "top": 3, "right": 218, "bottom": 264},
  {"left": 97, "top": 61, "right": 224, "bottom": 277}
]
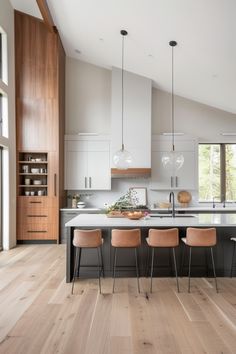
[
  {"left": 150, "top": 136, "right": 197, "bottom": 190},
  {"left": 65, "top": 138, "right": 111, "bottom": 190}
]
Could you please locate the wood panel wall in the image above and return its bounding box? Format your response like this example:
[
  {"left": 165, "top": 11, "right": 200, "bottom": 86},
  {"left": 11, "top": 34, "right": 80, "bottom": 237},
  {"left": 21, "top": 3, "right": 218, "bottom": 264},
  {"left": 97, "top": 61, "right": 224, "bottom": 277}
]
[{"left": 15, "top": 11, "right": 66, "bottom": 241}]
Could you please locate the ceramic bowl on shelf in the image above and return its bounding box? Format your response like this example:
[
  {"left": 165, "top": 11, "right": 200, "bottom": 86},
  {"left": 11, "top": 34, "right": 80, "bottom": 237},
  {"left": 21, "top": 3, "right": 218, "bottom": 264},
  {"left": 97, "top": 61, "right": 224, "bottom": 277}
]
[
  {"left": 31, "top": 168, "right": 40, "bottom": 173},
  {"left": 33, "top": 180, "right": 42, "bottom": 185},
  {"left": 25, "top": 191, "right": 30, "bottom": 196}
]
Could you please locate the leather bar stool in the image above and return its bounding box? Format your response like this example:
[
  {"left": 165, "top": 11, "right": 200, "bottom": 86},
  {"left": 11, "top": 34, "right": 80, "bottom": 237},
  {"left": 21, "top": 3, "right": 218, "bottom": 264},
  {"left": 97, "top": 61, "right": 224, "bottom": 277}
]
[
  {"left": 181, "top": 228, "right": 218, "bottom": 293},
  {"left": 146, "top": 228, "right": 179, "bottom": 293},
  {"left": 230, "top": 238, "right": 236, "bottom": 277},
  {"left": 71, "top": 229, "right": 104, "bottom": 294},
  {"left": 111, "top": 229, "right": 141, "bottom": 293}
]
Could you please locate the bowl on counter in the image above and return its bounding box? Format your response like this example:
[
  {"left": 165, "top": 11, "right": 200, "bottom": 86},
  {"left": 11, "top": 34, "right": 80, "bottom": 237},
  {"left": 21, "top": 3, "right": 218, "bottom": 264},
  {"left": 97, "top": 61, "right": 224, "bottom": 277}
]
[
  {"left": 126, "top": 211, "right": 144, "bottom": 220},
  {"left": 77, "top": 202, "right": 86, "bottom": 209}
]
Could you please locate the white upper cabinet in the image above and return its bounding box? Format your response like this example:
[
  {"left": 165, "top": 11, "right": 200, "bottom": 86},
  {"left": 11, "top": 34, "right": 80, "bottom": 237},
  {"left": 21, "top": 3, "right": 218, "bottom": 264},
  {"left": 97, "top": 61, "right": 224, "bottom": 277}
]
[
  {"left": 111, "top": 68, "right": 152, "bottom": 168},
  {"left": 65, "top": 137, "right": 111, "bottom": 190},
  {"left": 150, "top": 135, "right": 198, "bottom": 190}
]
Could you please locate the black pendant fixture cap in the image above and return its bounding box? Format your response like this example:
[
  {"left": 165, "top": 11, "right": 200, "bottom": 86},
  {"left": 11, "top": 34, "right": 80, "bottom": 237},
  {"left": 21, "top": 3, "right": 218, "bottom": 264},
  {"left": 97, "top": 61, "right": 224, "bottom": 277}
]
[
  {"left": 120, "top": 30, "right": 128, "bottom": 36},
  {"left": 169, "top": 40, "right": 177, "bottom": 47}
]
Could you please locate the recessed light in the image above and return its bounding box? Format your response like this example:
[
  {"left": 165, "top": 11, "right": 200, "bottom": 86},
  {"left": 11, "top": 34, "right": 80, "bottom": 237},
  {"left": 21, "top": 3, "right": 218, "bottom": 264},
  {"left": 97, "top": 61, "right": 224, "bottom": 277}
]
[{"left": 75, "top": 49, "right": 81, "bottom": 54}]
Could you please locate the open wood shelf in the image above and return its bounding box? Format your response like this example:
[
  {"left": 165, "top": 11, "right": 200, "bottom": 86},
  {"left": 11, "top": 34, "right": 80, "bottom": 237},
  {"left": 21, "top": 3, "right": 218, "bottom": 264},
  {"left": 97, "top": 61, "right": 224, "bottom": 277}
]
[{"left": 19, "top": 185, "right": 48, "bottom": 188}]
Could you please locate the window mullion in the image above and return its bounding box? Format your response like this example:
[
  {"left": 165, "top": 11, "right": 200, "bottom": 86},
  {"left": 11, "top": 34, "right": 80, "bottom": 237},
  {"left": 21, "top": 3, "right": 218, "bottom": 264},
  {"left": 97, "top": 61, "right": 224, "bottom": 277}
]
[{"left": 221, "top": 144, "right": 226, "bottom": 203}]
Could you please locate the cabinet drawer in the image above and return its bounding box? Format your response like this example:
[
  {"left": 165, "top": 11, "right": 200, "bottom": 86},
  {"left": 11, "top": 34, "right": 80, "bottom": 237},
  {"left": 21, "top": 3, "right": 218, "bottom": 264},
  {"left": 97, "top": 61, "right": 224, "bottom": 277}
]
[
  {"left": 19, "top": 214, "right": 49, "bottom": 224},
  {"left": 18, "top": 196, "right": 49, "bottom": 208},
  {"left": 17, "top": 223, "right": 57, "bottom": 240}
]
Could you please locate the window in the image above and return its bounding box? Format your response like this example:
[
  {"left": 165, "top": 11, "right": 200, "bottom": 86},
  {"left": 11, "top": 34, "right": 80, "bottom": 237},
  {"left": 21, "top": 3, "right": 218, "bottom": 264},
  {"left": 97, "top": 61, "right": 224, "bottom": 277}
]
[
  {"left": 0, "top": 27, "right": 7, "bottom": 84},
  {"left": 0, "top": 147, "right": 2, "bottom": 251},
  {"left": 0, "top": 90, "right": 8, "bottom": 137},
  {"left": 199, "top": 144, "right": 236, "bottom": 202}
]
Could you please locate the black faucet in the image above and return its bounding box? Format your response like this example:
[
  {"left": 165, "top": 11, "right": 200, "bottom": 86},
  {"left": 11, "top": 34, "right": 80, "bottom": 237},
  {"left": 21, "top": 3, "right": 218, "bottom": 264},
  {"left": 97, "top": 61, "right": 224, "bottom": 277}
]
[
  {"left": 213, "top": 197, "right": 216, "bottom": 208},
  {"left": 169, "top": 192, "right": 175, "bottom": 218}
]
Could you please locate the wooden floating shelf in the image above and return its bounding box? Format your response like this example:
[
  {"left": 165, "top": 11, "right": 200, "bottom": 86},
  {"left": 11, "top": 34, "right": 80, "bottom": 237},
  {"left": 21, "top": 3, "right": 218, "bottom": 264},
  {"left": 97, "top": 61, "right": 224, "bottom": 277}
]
[
  {"left": 18, "top": 161, "right": 48, "bottom": 164},
  {"left": 19, "top": 185, "right": 48, "bottom": 188},
  {"left": 19, "top": 173, "right": 48, "bottom": 176}
]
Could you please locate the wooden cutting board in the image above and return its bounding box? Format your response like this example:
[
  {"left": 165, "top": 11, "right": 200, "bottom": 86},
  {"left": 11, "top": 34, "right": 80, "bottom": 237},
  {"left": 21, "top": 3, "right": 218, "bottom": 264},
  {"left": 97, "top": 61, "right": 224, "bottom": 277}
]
[{"left": 177, "top": 191, "right": 192, "bottom": 207}]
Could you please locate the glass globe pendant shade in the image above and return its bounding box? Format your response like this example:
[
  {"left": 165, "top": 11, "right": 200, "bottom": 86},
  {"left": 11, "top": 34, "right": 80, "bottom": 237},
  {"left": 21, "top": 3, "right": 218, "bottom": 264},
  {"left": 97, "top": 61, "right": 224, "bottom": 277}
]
[
  {"left": 113, "top": 147, "right": 133, "bottom": 169},
  {"left": 161, "top": 150, "right": 184, "bottom": 170}
]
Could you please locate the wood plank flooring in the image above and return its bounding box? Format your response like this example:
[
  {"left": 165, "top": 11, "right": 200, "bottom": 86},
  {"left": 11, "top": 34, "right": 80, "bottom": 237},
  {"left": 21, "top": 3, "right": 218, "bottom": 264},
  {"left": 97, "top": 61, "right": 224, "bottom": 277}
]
[{"left": 0, "top": 245, "right": 236, "bottom": 354}]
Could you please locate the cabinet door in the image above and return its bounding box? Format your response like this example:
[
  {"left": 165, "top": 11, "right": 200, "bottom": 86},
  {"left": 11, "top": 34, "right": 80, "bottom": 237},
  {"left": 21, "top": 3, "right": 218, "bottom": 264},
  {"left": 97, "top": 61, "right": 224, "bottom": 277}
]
[
  {"left": 175, "top": 151, "right": 197, "bottom": 190},
  {"left": 150, "top": 151, "right": 173, "bottom": 189},
  {"left": 65, "top": 151, "right": 88, "bottom": 189},
  {"left": 87, "top": 151, "right": 111, "bottom": 190}
]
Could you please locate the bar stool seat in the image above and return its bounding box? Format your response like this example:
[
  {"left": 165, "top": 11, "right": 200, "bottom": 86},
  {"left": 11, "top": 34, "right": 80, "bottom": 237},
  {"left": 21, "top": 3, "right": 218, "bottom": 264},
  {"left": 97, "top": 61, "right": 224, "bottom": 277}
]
[
  {"left": 146, "top": 228, "right": 179, "bottom": 293},
  {"left": 111, "top": 229, "right": 141, "bottom": 293},
  {"left": 72, "top": 229, "right": 104, "bottom": 294},
  {"left": 181, "top": 228, "right": 218, "bottom": 293},
  {"left": 230, "top": 238, "right": 236, "bottom": 277}
]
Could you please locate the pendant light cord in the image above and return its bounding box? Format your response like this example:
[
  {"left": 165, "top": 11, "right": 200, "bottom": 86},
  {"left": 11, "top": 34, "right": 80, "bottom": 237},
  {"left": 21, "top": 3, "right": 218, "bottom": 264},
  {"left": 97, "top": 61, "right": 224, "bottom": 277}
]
[
  {"left": 121, "top": 34, "right": 125, "bottom": 150},
  {"left": 171, "top": 44, "right": 175, "bottom": 152}
]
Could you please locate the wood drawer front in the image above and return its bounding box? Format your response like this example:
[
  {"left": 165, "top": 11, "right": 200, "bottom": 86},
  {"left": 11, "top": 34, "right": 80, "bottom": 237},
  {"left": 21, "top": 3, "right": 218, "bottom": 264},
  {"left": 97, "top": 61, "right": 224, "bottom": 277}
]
[
  {"left": 19, "top": 214, "right": 49, "bottom": 225},
  {"left": 17, "top": 223, "right": 57, "bottom": 240},
  {"left": 18, "top": 197, "right": 56, "bottom": 210}
]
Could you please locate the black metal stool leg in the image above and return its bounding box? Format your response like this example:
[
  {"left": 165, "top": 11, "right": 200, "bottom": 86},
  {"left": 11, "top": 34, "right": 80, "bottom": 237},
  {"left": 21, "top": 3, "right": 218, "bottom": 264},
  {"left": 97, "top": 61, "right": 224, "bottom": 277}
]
[
  {"left": 210, "top": 247, "right": 218, "bottom": 293},
  {"left": 146, "top": 246, "right": 150, "bottom": 277},
  {"left": 181, "top": 243, "right": 186, "bottom": 276},
  {"left": 169, "top": 248, "right": 173, "bottom": 276},
  {"left": 205, "top": 248, "right": 209, "bottom": 277},
  {"left": 135, "top": 248, "right": 140, "bottom": 293},
  {"left": 97, "top": 248, "right": 101, "bottom": 294},
  {"left": 172, "top": 247, "right": 180, "bottom": 293},
  {"left": 100, "top": 246, "right": 105, "bottom": 278},
  {"left": 231, "top": 241, "right": 236, "bottom": 278},
  {"left": 77, "top": 247, "right": 82, "bottom": 278},
  {"left": 150, "top": 248, "right": 155, "bottom": 293},
  {"left": 113, "top": 248, "right": 117, "bottom": 293},
  {"left": 188, "top": 247, "right": 192, "bottom": 293},
  {"left": 71, "top": 247, "right": 79, "bottom": 295}
]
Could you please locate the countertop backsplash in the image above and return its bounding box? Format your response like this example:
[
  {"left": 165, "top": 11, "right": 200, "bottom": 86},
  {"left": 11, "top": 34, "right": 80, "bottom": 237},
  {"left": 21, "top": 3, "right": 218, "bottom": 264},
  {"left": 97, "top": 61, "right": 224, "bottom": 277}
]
[{"left": 66, "top": 178, "right": 202, "bottom": 209}]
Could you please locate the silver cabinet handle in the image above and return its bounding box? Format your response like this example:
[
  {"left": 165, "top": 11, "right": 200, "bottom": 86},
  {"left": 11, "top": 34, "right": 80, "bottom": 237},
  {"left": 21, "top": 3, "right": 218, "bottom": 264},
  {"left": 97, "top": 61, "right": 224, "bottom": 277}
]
[
  {"left": 54, "top": 174, "right": 57, "bottom": 196},
  {"left": 171, "top": 176, "right": 173, "bottom": 188},
  {"left": 89, "top": 177, "right": 92, "bottom": 188},
  {"left": 176, "top": 176, "right": 178, "bottom": 187},
  {"left": 85, "top": 177, "right": 87, "bottom": 188}
]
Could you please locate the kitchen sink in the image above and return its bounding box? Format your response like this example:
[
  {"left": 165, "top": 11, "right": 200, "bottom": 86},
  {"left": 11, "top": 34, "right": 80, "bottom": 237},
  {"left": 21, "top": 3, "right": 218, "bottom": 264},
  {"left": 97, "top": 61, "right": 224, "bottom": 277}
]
[{"left": 149, "top": 213, "right": 197, "bottom": 218}]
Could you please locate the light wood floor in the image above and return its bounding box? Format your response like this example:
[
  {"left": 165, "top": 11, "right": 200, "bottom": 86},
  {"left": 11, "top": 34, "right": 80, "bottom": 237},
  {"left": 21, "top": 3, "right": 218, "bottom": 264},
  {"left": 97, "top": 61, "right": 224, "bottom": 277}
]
[{"left": 0, "top": 245, "right": 236, "bottom": 354}]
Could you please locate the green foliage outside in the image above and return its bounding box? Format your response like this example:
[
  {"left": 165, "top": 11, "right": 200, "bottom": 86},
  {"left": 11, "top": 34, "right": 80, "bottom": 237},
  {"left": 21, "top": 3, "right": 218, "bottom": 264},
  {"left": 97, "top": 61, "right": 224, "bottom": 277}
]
[{"left": 199, "top": 144, "right": 236, "bottom": 202}]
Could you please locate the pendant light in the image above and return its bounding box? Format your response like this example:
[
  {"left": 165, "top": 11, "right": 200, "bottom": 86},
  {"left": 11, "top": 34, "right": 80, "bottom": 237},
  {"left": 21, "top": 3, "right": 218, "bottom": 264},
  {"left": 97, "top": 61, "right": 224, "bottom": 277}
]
[
  {"left": 113, "top": 30, "right": 133, "bottom": 169},
  {"left": 162, "top": 41, "right": 184, "bottom": 170}
]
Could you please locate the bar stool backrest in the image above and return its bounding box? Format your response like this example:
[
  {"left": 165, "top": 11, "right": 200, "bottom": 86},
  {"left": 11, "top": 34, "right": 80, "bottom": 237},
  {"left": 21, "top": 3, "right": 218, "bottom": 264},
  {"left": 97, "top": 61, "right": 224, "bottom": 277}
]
[
  {"left": 111, "top": 229, "right": 141, "bottom": 247},
  {"left": 148, "top": 228, "right": 179, "bottom": 247},
  {"left": 186, "top": 228, "right": 216, "bottom": 247},
  {"left": 73, "top": 229, "right": 102, "bottom": 248}
]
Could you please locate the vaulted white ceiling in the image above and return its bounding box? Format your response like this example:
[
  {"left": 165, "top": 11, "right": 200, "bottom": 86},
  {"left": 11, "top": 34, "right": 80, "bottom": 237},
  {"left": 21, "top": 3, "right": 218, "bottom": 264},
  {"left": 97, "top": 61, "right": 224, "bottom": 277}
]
[{"left": 10, "top": 0, "right": 236, "bottom": 114}]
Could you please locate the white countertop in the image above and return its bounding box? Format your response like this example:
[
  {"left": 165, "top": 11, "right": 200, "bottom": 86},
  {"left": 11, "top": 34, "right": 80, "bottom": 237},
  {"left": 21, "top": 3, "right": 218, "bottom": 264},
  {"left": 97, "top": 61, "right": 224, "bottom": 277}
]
[
  {"left": 60, "top": 208, "right": 101, "bottom": 211},
  {"left": 65, "top": 213, "right": 236, "bottom": 228},
  {"left": 150, "top": 206, "right": 236, "bottom": 212}
]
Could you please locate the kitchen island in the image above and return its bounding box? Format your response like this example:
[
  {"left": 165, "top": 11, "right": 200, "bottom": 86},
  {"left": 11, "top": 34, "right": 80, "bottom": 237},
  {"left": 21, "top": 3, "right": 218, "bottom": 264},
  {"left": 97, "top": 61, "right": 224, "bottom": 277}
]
[{"left": 65, "top": 213, "right": 236, "bottom": 282}]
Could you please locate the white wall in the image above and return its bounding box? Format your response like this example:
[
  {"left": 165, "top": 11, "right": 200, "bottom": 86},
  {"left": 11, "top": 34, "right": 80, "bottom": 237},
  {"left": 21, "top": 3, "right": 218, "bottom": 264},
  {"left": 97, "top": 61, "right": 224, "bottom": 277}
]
[
  {"left": 66, "top": 57, "right": 111, "bottom": 135},
  {"left": 0, "top": 0, "right": 16, "bottom": 249},
  {"left": 152, "top": 89, "right": 236, "bottom": 143},
  {"left": 66, "top": 59, "right": 236, "bottom": 207}
]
